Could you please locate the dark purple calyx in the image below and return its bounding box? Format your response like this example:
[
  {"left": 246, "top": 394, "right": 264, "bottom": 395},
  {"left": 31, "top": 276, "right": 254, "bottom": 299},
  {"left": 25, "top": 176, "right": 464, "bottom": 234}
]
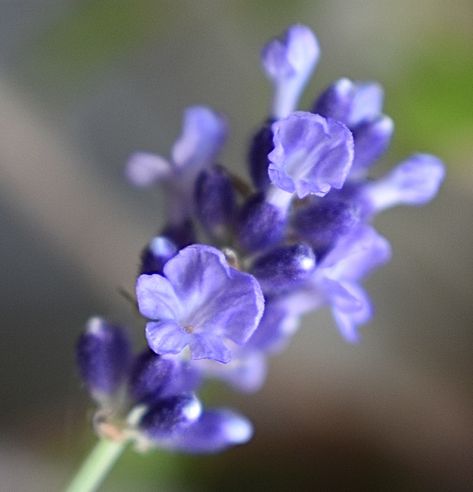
[
  {"left": 248, "top": 119, "right": 274, "bottom": 191},
  {"left": 293, "top": 198, "right": 360, "bottom": 257},
  {"left": 250, "top": 243, "right": 315, "bottom": 295},
  {"left": 76, "top": 317, "right": 131, "bottom": 401},
  {"left": 236, "top": 193, "right": 286, "bottom": 253},
  {"left": 140, "top": 236, "right": 178, "bottom": 275},
  {"left": 194, "top": 164, "right": 235, "bottom": 237}
]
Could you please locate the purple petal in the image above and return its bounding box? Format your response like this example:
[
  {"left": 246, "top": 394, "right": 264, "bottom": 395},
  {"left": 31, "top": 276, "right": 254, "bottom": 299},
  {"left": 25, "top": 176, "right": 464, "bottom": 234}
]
[
  {"left": 190, "top": 334, "right": 231, "bottom": 363},
  {"left": 125, "top": 152, "right": 172, "bottom": 187},
  {"left": 145, "top": 320, "right": 190, "bottom": 355},
  {"left": 268, "top": 112, "right": 354, "bottom": 198},
  {"left": 351, "top": 115, "right": 394, "bottom": 174},
  {"left": 170, "top": 409, "right": 253, "bottom": 453},
  {"left": 171, "top": 106, "right": 227, "bottom": 173},
  {"left": 329, "top": 282, "right": 372, "bottom": 343},
  {"left": 348, "top": 82, "right": 384, "bottom": 127},
  {"left": 194, "top": 352, "right": 267, "bottom": 393},
  {"left": 247, "top": 303, "right": 300, "bottom": 354},
  {"left": 320, "top": 225, "right": 391, "bottom": 281},
  {"left": 362, "top": 154, "right": 446, "bottom": 212},
  {"left": 136, "top": 274, "right": 182, "bottom": 320},
  {"left": 164, "top": 245, "right": 265, "bottom": 348},
  {"left": 262, "top": 25, "right": 320, "bottom": 118},
  {"left": 313, "top": 79, "right": 384, "bottom": 128}
]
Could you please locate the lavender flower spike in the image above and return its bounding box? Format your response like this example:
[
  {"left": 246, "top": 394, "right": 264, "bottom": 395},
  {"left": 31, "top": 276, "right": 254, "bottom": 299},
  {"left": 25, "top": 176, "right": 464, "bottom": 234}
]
[
  {"left": 268, "top": 112, "right": 354, "bottom": 199},
  {"left": 136, "top": 245, "right": 264, "bottom": 363},
  {"left": 263, "top": 25, "right": 320, "bottom": 119}
]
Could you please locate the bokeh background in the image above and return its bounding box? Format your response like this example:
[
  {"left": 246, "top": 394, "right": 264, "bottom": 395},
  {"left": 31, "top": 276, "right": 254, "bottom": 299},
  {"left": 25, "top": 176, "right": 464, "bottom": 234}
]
[{"left": 1, "top": 1, "right": 472, "bottom": 490}]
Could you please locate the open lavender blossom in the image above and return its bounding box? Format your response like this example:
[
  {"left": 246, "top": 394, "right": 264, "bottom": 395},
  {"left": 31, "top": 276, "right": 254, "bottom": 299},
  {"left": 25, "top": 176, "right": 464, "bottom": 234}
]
[
  {"left": 268, "top": 112, "right": 354, "bottom": 198},
  {"left": 74, "top": 24, "right": 445, "bottom": 467},
  {"left": 263, "top": 24, "right": 320, "bottom": 119},
  {"left": 136, "top": 244, "right": 264, "bottom": 363}
]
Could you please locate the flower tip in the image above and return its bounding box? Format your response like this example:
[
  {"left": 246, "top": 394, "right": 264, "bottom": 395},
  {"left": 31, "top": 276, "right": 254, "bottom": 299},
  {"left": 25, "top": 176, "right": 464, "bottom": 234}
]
[{"left": 125, "top": 152, "right": 171, "bottom": 187}]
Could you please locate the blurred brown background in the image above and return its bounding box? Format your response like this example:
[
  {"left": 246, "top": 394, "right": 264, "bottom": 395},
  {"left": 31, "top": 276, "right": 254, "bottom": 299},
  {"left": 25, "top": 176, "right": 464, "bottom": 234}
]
[{"left": 1, "top": 1, "right": 472, "bottom": 490}]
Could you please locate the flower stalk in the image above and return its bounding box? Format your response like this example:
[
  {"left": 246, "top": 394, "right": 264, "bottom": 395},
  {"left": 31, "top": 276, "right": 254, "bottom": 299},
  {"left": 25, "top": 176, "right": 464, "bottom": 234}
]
[{"left": 65, "top": 438, "right": 128, "bottom": 492}]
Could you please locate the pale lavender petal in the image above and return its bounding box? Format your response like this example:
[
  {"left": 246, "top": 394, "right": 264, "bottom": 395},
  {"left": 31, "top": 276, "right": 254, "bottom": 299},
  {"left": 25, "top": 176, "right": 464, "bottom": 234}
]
[
  {"left": 125, "top": 152, "right": 172, "bottom": 187},
  {"left": 329, "top": 282, "right": 372, "bottom": 343},
  {"left": 348, "top": 82, "right": 384, "bottom": 127},
  {"left": 268, "top": 112, "right": 354, "bottom": 198},
  {"left": 247, "top": 303, "right": 300, "bottom": 354},
  {"left": 145, "top": 320, "right": 190, "bottom": 355},
  {"left": 164, "top": 245, "right": 264, "bottom": 346},
  {"left": 136, "top": 274, "right": 182, "bottom": 320},
  {"left": 190, "top": 334, "right": 231, "bottom": 364},
  {"left": 171, "top": 106, "right": 227, "bottom": 173},
  {"left": 169, "top": 409, "right": 253, "bottom": 453},
  {"left": 262, "top": 25, "right": 320, "bottom": 118},
  {"left": 351, "top": 115, "right": 394, "bottom": 173},
  {"left": 362, "top": 154, "right": 446, "bottom": 212},
  {"left": 313, "top": 79, "right": 384, "bottom": 127},
  {"left": 321, "top": 225, "right": 391, "bottom": 281}
]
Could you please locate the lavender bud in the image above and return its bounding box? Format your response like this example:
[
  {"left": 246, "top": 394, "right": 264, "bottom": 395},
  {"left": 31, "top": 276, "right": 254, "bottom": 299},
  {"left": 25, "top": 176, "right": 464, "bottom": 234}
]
[
  {"left": 293, "top": 199, "right": 360, "bottom": 256},
  {"left": 129, "top": 350, "right": 200, "bottom": 405},
  {"left": 248, "top": 120, "right": 274, "bottom": 190},
  {"left": 351, "top": 115, "right": 394, "bottom": 174},
  {"left": 313, "top": 79, "right": 384, "bottom": 128},
  {"left": 76, "top": 317, "right": 131, "bottom": 401},
  {"left": 236, "top": 193, "right": 286, "bottom": 252},
  {"left": 194, "top": 165, "right": 235, "bottom": 236},
  {"left": 161, "top": 219, "right": 196, "bottom": 248},
  {"left": 139, "top": 394, "right": 202, "bottom": 441},
  {"left": 140, "top": 236, "right": 178, "bottom": 275},
  {"left": 250, "top": 243, "right": 316, "bottom": 295}
]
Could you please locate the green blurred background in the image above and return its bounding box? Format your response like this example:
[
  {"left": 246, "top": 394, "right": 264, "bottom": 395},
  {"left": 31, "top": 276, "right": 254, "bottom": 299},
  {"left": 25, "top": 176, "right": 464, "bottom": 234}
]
[{"left": 1, "top": 1, "right": 472, "bottom": 490}]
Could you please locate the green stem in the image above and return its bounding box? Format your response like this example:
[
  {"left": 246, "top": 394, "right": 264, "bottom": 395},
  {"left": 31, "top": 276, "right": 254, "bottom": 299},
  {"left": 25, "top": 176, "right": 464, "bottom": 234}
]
[{"left": 65, "top": 438, "right": 127, "bottom": 492}]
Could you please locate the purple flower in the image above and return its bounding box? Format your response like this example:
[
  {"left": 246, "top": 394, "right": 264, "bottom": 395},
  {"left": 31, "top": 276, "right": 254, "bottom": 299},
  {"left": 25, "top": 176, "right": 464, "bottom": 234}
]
[
  {"left": 129, "top": 350, "right": 200, "bottom": 405},
  {"left": 268, "top": 112, "right": 354, "bottom": 199},
  {"left": 262, "top": 25, "right": 320, "bottom": 118},
  {"left": 313, "top": 78, "right": 384, "bottom": 128},
  {"left": 136, "top": 244, "right": 264, "bottom": 363},
  {"left": 279, "top": 226, "right": 391, "bottom": 342},
  {"left": 126, "top": 107, "right": 227, "bottom": 225},
  {"left": 313, "top": 79, "right": 393, "bottom": 174},
  {"left": 361, "top": 153, "right": 446, "bottom": 213},
  {"left": 163, "top": 409, "right": 253, "bottom": 453},
  {"left": 316, "top": 225, "right": 391, "bottom": 341}
]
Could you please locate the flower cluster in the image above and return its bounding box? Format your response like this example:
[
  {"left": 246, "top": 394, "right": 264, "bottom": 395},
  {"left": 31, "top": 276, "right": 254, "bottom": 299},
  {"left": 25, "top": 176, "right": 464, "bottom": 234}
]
[{"left": 76, "top": 25, "right": 444, "bottom": 454}]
